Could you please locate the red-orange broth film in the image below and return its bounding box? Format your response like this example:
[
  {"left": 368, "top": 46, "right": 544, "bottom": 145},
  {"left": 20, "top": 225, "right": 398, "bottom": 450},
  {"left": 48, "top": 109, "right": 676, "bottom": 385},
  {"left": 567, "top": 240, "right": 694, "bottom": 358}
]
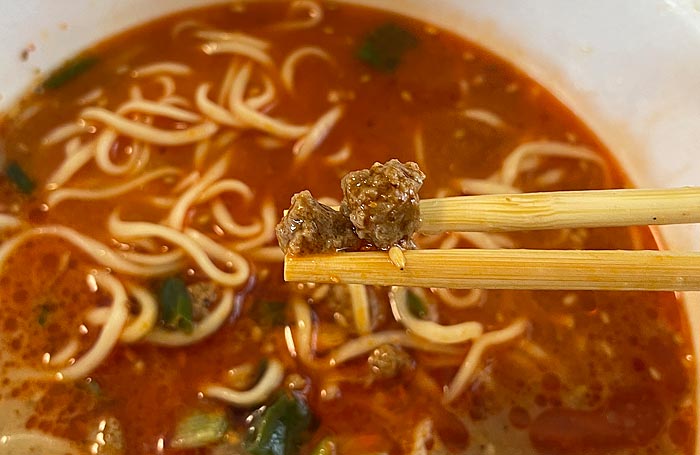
[{"left": 0, "top": 2, "right": 696, "bottom": 454}]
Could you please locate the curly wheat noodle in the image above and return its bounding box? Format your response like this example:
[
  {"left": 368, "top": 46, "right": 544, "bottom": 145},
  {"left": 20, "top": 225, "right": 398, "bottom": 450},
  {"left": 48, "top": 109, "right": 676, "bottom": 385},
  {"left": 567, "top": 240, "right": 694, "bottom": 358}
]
[
  {"left": 324, "top": 144, "right": 351, "bottom": 166},
  {"left": 0, "top": 214, "right": 21, "bottom": 231},
  {"left": 41, "top": 122, "right": 92, "bottom": 147},
  {"left": 211, "top": 199, "right": 262, "bottom": 238},
  {"left": 432, "top": 288, "right": 483, "bottom": 309},
  {"left": 461, "top": 108, "right": 507, "bottom": 129},
  {"left": 77, "top": 87, "right": 104, "bottom": 106},
  {"left": 281, "top": 46, "right": 333, "bottom": 92},
  {"left": 94, "top": 129, "right": 139, "bottom": 175},
  {"left": 443, "top": 319, "right": 528, "bottom": 403},
  {"left": 389, "top": 287, "right": 483, "bottom": 344},
  {"left": 0, "top": 431, "right": 82, "bottom": 455},
  {"left": 130, "top": 61, "right": 192, "bottom": 78},
  {"left": 57, "top": 273, "right": 129, "bottom": 381},
  {"left": 218, "top": 58, "right": 241, "bottom": 105},
  {"left": 234, "top": 199, "right": 278, "bottom": 251},
  {"left": 146, "top": 288, "right": 237, "bottom": 346},
  {"left": 201, "top": 41, "right": 274, "bottom": 68},
  {"left": 270, "top": 0, "right": 324, "bottom": 30},
  {"left": 85, "top": 283, "right": 159, "bottom": 343},
  {"left": 80, "top": 107, "right": 218, "bottom": 146},
  {"left": 46, "top": 167, "right": 181, "bottom": 207},
  {"left": 196, "top": 83, "right": 245, "bottom": 127},
  {"left": 293, "top": 105, "right": 344, "bottom": 164},
  {"left": 120, "top": 249, "right": 185, "bottom": 267},
  {"left": 166, "top": 153, "right": 230, "bottom": 229},
  {"left": 193, "top": 29, "right": 270, "bottom": 50},
  {"left": 48, "top": 339, "right": 80, "bottom": 366},
  {"left": 230, "top": 63, "right": 309, "bottom": 139},
  {"left": 499, "top": 141, "right": 609, "bottom": 186},
  {"left": 242, "top": 74, "right": 276, "bottom": 110},
  {"left": 329, "top": 331, "right": 462, "bottom": 366},
  {"left": 184, "top": 228, "right": 250, "bottom": 276},
  {"left": 457, "top": 177, "right": 521, "bottom": 195},
  {"left": 0, "top": 226, "right": 179, "bottom": 277},
  {"left": 203, "top": 358, "right": 284, "bottom": 407},
  {"left": 45, "top": 139, "right": 96, "bottom": 189},
  {"left": 117, "top": 99, "right": 202, "bottom": 123},
  {"left": 108, "top": 212, "right": 249, "bottom": 287},
  {"left": 348, "top": 284, "right": 372, "bottom": 335},
  {"left": 290, "top": 296, "right": 315, "bottom": 366}
]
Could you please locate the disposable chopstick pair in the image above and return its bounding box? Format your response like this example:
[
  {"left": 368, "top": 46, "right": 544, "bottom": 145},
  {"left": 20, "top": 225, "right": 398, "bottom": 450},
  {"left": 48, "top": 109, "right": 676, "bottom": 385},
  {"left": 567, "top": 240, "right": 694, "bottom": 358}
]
[{"left": 284, "top": 187, "right": 700, "bottom": 291}]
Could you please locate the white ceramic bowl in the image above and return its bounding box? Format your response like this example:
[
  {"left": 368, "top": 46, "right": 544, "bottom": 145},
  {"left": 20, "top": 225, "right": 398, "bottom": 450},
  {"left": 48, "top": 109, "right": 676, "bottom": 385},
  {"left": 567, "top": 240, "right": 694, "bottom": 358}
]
[{"left": 1, "top": 0, "right": 698, "bottom": 447}]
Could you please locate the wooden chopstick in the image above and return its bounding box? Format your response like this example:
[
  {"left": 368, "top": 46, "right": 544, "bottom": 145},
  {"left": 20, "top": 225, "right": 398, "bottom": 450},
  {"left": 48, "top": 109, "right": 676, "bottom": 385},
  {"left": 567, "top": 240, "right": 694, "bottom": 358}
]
[
  {"left": 285, "top": 249, "right": 700, "bottom": 291},
  {"left": 418, "top": 187, "right": 700, "bottom": 233}
]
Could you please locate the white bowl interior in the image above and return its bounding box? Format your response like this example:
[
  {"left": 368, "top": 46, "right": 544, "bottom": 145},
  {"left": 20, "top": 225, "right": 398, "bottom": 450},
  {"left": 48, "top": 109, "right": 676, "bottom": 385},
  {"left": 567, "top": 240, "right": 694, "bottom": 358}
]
[{"left": 1, "top": 0, "right": 699, "bottom": 441}]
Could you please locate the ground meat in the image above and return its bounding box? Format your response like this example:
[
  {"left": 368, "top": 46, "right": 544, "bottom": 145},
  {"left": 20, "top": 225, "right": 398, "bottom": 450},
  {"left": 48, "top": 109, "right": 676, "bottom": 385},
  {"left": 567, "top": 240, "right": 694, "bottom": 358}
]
[
  {"left": 368, "top": 343, "right": 413, "bottom": 379},
  {"left": 187, "top": 281, "right": 219, "bottom": 320},
  {"left": 341, "top": 159, "right": 425, "bottom": 249},
  {"left": 276, "top": 190, "right": 361, "bottom": 255}
]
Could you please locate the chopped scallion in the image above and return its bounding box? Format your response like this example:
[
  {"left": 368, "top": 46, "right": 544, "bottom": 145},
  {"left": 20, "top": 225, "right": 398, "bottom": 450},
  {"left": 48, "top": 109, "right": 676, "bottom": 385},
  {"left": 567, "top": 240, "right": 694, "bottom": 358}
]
[
  {"left": 246, "top": 393, "right": 314, "bottom": 455},
  {"left": 406, "top": 290, "right": 427, "bottom": 319},
  {"left": 159, "top": 277, "right": 194, "bottom": 333},
  {"left": 41, "top": 55, "right": 99, "bottom": 90},
  {"left": 5, "top": 161, "right": 35, "bottom": 194},
  {"left": 357, "top": 23, "right": 418, "bottom": 72},
  {"left": 171, "top": 410, "right": 229, "bottom": 449}
]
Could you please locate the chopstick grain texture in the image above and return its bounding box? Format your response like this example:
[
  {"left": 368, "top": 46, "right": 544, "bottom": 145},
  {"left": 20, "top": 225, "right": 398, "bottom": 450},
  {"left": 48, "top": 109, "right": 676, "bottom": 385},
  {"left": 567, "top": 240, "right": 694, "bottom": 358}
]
[
  {"left": 419, "top": 187, "right": 700, "bottom": 233},
  {"left": 285, "top": 249, "right": 700, "bottom": 291}
]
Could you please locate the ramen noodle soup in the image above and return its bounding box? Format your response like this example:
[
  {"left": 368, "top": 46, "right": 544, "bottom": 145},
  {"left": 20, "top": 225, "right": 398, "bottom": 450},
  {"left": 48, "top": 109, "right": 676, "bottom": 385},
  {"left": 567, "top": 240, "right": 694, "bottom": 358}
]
[{"left": 0, "top": 2, "right": 695, "bottom": 454}]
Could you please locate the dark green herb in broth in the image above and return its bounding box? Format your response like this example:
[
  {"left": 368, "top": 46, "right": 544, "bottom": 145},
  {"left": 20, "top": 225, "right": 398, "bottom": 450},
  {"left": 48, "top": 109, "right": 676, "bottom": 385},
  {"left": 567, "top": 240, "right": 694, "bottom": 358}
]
[
  {"left": 159, "top": 277, "right": 194, "bottom": 334},
  {"left": 5, "top": 160, "right": 35, "bottom": 193},
  {"left": 41, "top": 55, "right": 99, "bottom": 90},
  {"left": 246, "top": 393, "right": 314, "bottom": 455},
  {"left": 356, "top": 23, "right": 418, "bottom": 72}
]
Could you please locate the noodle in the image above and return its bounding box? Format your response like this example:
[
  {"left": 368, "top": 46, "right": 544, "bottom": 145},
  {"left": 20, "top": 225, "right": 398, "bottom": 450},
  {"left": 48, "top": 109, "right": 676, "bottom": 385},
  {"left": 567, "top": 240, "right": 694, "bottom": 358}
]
[
  {"left": 201, "top": 41, "right": 274, "bottom": 68},
  {"left": 108, "top": 212, "right": 250, "bottom": 287},
  {"left": 42, "top": 122, "right": 91, "bottom": 147},
  {"left": 229, "top": 63, "right": 309, "bottom": 139},
  {"left": 389, "top": 287, "right": 483, "bottom": 343},
  {"left": 131, "top": 61, "right": 192, "bottom": 77},
  {"left": 293, "top": 105, "right": 343, "bottom": 163},
  {"left": 45, "top": 140, "right": 96, "bottom": 189},
  {"left": 443, "top": 319, "right": 528, "bottom": 403},
  {"left": 281, "top": 46, "right": 333, "bottom": 92},
  {"left": 58, "top": 273, "right": 129, "bottom": 380},
  {"left": 0, "top": 226, "right": 180, "bottom": 277},
  {"left": 330, "top": 331, "right": 461, "bottom": 366},
  {"left": 271, "top": 0, "right": 324, "bottom": 30},
  {"left": 462, "top": 108, "right": 506, "bottom": 129},
  {"left": 348, "top": 284, "right": 372, "bottom": 334},
  {"left": 193, "top": 30, "right": 270, "bottom": 50},
  {"left": 146, "top": 288, "right": 236, "bottom": 346},
  {"left": 195, "top": 83, "right": 245, "bottom": 127},
  {"left": 81, "top": 107, "right": 218, "bottom": 146},
  {"left": 46, "top": 166, "right": 180, "bottom": 207},
  {"left": 117, "top": 99, "right": 202, "bottom": 123},
  {"left": 203, "top": 358, "right": 284, "bottom": 407},
  {"left": 167, "top": 154, "right": 230, "bottom": 229},
  {"left": 0, "top": 215, "right": 20, "bottom": 231},
  {"left": 499, "top": 141, "right": 608, "bottom": 186}
]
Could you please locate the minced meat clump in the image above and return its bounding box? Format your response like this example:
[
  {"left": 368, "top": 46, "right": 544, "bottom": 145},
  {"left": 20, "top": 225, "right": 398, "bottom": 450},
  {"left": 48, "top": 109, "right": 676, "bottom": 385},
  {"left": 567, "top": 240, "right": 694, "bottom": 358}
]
[
  {"left": 340, "top": 159, "right": 425, "bottom": 249},
  {"left": 276, "top": 160, "right": 425, "bottom": 255},
  {"left": 276, "top": 190, "right": 361, "bottom": 255}
]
